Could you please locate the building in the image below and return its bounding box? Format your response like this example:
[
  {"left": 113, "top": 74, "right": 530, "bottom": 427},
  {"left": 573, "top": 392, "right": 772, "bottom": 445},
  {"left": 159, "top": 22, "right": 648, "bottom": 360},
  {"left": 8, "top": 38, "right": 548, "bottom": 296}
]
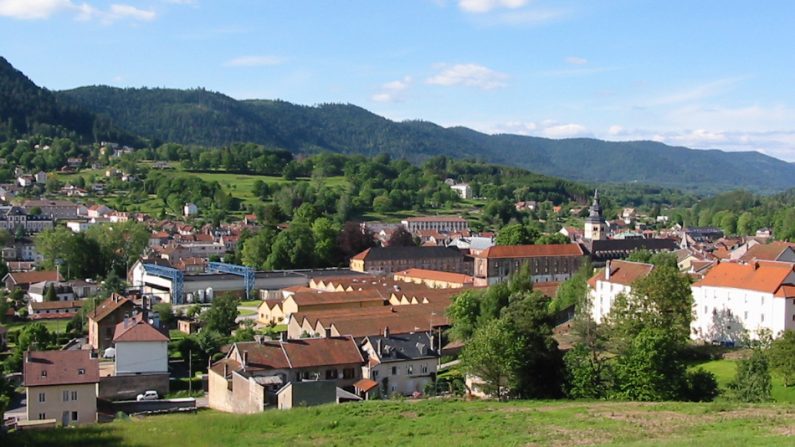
[
  {"left": 4, "top": 271, "right": 62, "bottom": 292},
  {"left": 360, "top": 331, "right": 439, "bottom": 397},
  {"left": 22, "top": 199, "right": 84, "bottom": 220},
  {"left": 183, "top": 203, "right": 198, "bottom": 217},
  {"left": 87, "top": 294, "right": 136, "bottom": 352},
  {"left": 113, "top": 316, "right": 169, "bottom": 375},
  {"left": 473, "top": 244, "right": 585, "bottom": 286},
  {"left": 738, "top": 241, "right": 795, "bottom": 263},
  {"left": 350, "top": 246, "right": 465, "bottom": 275},
  {"left": 691, "top": 261, "right": 795, "bottom": 344},
  {"left": 393, "top": 268, "right": 474, "bottom": 289},
  {"left": 27, "top": 281, "right": 76, "bottom": 303},
  {"left": 23, "top": 350, "right": 99, "bottom": 426},
  {"left": 259, "top": 291, "right": 385, "bottom": 326},
  {"left": 449, "top": 183, "right": 472, "bottom": 200},
  {"left": 401, "top": 216, "right": 469, "bottom": 234},
  {"left": 584, "top": 190, "right": 607, "bottom": 241},
  {"left": 586, "top": 238, "right": 679, "bottom": 265},
  {"left": 0, "top": 206, "right": 54, "bottom": 233},
  {"left": 587, "top": 260, "right": 655, "bottom": 323},
  {"left": 208, "top": 337, "right": 364, "bottom": 414},
  {"left": 28, "top": 300, "right": 84, "bottom": 321}
]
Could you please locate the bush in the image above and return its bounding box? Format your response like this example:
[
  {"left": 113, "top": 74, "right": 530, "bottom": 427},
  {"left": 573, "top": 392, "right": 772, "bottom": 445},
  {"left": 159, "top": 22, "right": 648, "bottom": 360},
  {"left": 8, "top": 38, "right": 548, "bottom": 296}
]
[
  {"left": 729, "top": 349, "right": 772, "bottom": 402},
  {"left": 684, "top": 368, "right": 720, "bottom": 402}
]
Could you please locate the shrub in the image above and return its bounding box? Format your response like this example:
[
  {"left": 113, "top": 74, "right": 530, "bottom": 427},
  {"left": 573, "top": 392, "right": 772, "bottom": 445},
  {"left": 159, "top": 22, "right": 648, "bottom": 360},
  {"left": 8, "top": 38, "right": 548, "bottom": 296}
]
[{"left": 684, "top": 368, "right": 720, "bottom": 402}]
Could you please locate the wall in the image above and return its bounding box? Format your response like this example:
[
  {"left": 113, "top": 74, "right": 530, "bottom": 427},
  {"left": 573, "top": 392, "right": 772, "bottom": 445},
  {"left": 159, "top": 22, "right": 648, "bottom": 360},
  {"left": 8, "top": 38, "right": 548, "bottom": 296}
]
[
  {"left": 26, "top": 383, "right": 97, "bottom": 426},
  {"left": 369, "top": 358, "right": 436, "bottom": 396},
  {"left": 277, "top": 381, "right": 336, "bottom": 409},
  {"left": 588, "top": 280, "right": 633, "bottom": 324},
  {"left": 115, "top": 341, "right": 168, "bottom": 374},
  {"left": 98, "top": 373, "right": 169, "bottom": 401}
]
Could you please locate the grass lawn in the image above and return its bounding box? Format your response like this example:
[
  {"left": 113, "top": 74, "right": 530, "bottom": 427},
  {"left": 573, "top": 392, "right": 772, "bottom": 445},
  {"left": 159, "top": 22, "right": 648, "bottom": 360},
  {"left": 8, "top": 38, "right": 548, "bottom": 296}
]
[
  {"left": 4, "top": 319, "right": 69, "bottom": 334},
  {"left": 238, "top": 300, "right": 263, "bottom": 307},
  {"left": 8, "top": 399, "right": 795, "bottom": 447},
  {"left": 238, "top": 308, "right": 257, "bottom": 317},
  {"left": 693, "top": 359, "right": 795, "bottom": 404}
]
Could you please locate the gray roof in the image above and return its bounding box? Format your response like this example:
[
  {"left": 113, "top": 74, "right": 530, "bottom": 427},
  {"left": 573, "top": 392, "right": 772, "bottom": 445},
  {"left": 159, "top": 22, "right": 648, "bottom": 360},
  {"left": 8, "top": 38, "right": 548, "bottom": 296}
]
[{"left": 365, "top": 332, "right": 439, "bottom": 362}]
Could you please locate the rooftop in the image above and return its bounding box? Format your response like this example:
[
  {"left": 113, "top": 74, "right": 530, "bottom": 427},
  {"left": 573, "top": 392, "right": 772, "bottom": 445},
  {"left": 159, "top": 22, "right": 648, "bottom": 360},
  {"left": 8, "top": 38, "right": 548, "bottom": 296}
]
[
  {"left": 587, "top": 260, "right": 655, "bottom": 288},
  {"left": 693, "top": 261, "right": 795, "bottom": 295},
  {"left": 23, "top": 350, "right": 99, "bottom": 387},
  {"left": 479, "top": 243, "right": 584, "bottom": 259}
]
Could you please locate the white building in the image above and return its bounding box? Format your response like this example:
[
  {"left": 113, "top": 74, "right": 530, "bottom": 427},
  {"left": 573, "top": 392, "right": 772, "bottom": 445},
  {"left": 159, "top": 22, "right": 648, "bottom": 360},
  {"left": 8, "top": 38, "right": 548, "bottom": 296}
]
[
  {"left": 113, "top": 318, "right": 169, "bottom": 375},
  {"left": 449, "top": 183, "right": 472, "bottom": 200},
  {"left": 401, "top": 216, "right": 469, "bottom": 234},
  {"left": 359, "top": 331, "right": 439, "bottom": 397},
  {"left": 587, "top": 260, "right": 654, "bottom": 323},
  {"left": 183, "top": 203, "right": 198, "bottom": 217},
  {"left": 691, "top": 261, "right": 795, "bottom": 344},
  {"left": 35, "top": 171, "right": 48, "bottom": 184}
]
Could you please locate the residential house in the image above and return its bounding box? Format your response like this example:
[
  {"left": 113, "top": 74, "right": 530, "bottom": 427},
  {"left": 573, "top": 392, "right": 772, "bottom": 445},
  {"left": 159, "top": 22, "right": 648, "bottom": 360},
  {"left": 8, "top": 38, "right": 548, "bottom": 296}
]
[
  {"left": 359, "top": 330, "right": 439, "bottom": 397},
  {"left": 4, "top": 271, "right": 62, "bottom": 292},
  {"left": 208, "top": 337, "right": 364, "bottom": 413},
  {"left": 23, "top": 350, "right": 99, "bottom": 426},
  {"left": 184, "top": 203, "right": 198, "bottom": 217},
  {"left": 87, "top": 294, "right": 136, "bottom": 352},
  {"left": 691, "top": 261, "right": 795, "bottom": 344},
  {"left": 113, "top": 316, "right": 169, "bottom": 375},
  {"left": 587, "top": 260, "right": 655, "bottom": 323},
  {"left": 34, "top": 171, "right": 47, "bottom": 184},
  {"left": 350, "top": 246, "right": 465, "bottom": 275},
  {"left": 27, "top": 281, "right": 77, "bottom": 303},
  {"left": 738, "top": 241, "right": 795, "bottom": 263},
  {"left": 0, "top": 206, "right": 54, "bottom": 233},
  {"left": 28, "top": 300, "right": 84, "bottom": 321},
  {"left": 473, "top": 244, "right": 585, "bottom": 286},
  {"left": 23, "top": 199, "right": 84, "bottom": 220}
]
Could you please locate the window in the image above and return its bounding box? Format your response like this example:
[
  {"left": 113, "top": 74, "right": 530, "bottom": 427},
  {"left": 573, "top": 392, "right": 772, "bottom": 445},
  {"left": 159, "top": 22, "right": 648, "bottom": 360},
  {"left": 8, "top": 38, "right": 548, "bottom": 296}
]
[
  {"left": 391, "top": 366, "right": 397, "bottom": 375},
  {"left": 761, "top": 313, "right": 765, "bottom": 322},
  {"left": 38, "top": 393, "right": 45, "bottom": 403},
  {"left": 71, "top": 391, "right": 78, "bottom": 401},
  {"left": 325, "top": 369, "right": 338, "bottom": 380},
  {"left": 71, "top": 411, "right": 78, "bottom": 422},
  {"left": 38, "top": 413, "right": 46, "bottom": 420},
  {"left": 63, "top": 390, "right": 69, "bottom": 402},
  {"left": 422, "top": 365, "right": 429, "bottom": 374},
  {"left": 41, "top": 370, "right": 47, "bottom": 378},
  {"left": 744, "top": 311, "right": 748, "bottom": 320},
  {"left": 78, "top": 368, "right": 85, "bottom": 375},
  {"left": 407, "top": 365, "right": 414, "bottom": 375},
  {"left": 343, "top": 368, "right": 355, "bottom": 379},
  {"left": 372, "top": 370, "right": 379, "bottom": 380}
]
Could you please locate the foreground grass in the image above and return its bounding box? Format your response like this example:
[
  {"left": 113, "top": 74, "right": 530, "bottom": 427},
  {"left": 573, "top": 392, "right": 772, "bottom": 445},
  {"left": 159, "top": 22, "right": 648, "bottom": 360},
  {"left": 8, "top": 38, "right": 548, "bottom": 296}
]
[{"left": 7, "top": 399, "right": 795, "bottom": 447}]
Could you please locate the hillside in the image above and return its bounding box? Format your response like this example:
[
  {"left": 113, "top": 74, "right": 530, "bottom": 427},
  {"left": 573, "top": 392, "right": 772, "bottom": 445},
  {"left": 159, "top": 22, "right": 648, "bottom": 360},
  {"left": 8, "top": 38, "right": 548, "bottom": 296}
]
[
  {"left": 8, "top": 399, "right": 794, "bottom": 447},
  {"left": 0, "top": 57, "right": 138, "bottom": 145},
  {"left": 58, "top": 85, "right": 795, "bottom": 192}
]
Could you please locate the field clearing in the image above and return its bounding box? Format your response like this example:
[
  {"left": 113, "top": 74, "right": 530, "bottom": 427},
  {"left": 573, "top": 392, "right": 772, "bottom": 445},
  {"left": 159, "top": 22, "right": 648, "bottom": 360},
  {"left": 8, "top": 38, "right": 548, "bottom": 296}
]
[
  {"left": 3, "top": 319, "right": 69, "bottom": 334},
  {"left": 694, "top": 359, "right": 795, "bottom": 404},
  {"left": 7, "top": 399, "right": 794, "bottom": 447}
]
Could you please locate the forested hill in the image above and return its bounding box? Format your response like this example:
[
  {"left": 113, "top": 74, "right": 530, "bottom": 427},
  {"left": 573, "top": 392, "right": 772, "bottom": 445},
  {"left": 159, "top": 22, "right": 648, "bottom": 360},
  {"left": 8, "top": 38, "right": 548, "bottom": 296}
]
[
  {"left": 57, "top": 85, "right": 795, "bottom": 192},
  {"left": 0, "top": 57, "right": 138, "bottom": 145}
]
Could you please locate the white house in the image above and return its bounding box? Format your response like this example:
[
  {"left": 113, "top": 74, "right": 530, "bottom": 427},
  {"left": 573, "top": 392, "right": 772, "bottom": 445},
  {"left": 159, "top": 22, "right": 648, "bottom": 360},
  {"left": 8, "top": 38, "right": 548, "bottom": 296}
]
[
  {"left": 27, "top": 281, "right": 76, "bottom": 303},
  {"left": 113, "top": 317, "right": 169, "bottom": 375},
  {"left": 35, "top": 171, "right": 48, "bottom": 184},
  {"left": 183, "top": 203, "right": 198, "bottom": 217},
  {"left": 66, "top": 221, "right": 91, "bottom": 233},
  {"left": 691, "top": 261, "right": 795, "bottom": 345},
  {"left": 449, "top": 183, "right": 472, "bottom": 200},
  {"left": 359, "top": 331, "right": 439, "bottom": 397},
  {"left": 587, "top": 260, "right": 654, "bottom": 323}
]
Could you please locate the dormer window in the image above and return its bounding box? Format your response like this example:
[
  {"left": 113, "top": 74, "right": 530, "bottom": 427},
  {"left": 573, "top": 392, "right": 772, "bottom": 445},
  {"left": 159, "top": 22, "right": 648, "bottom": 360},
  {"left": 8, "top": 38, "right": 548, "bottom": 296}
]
[
  {"left": 78, "top": 368, "right": 85, "bottom": 375},
  {"left": 41, "top": 370, "right": 47, "bottom": 378}
]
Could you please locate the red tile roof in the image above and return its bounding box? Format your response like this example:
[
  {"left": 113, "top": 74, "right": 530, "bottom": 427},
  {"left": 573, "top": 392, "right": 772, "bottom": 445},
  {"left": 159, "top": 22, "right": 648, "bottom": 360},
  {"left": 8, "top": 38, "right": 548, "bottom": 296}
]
[
  {"left": 89, "top": 294, "right": 134, "bottom": 322},
  {"left": 113, "top": 318, "right": 169, "bottom": 343},
  {"left": 739, "top": 241, "right": 795, "bottom": 262},
  {"left": 354, "top": 378, "right": 379, "bottom": 392},
  {"left": 23, "top": 350, "right": 99, "bottom": 387},
  {"left": 587, "top": 260, "right": 655, "bottom": 288},
  {"left": 694, "top": 261, "right": 795, "bottom": 296},
  {"left": 281, "top": 336, "right": 364, "bottom": 368},
  {"left": 479, "top": 243, "right": 584, "bottom": 259},
  {"left": 6, "top": 271, "right": 62, "bottom": 286},
  {"left": 394, "top": 268, "right": 474, "bottom": 285}
]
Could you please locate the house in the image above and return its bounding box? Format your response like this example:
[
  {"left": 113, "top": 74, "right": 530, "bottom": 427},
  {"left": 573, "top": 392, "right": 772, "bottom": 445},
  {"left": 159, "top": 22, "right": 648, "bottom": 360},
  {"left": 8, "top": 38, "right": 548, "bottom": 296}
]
[
  {"left": 27, "top": 281, "right": 77, "bottom": 303},
  {"left": 350, "top": 246, "right": 465, "bottom": 275},
  {"left": 208, "top": 337, "right": 364, "bottom": 413},
  {"left": 87, "top": 294, "right": 136, "bottom": 352},
  {"left": 86, "top": 204, "right": 111, "bottom": 219},
  {"left": 587, "top": 260, "right": 655, "bottom": 323},
  {"left": 4, "top": 271, "right": 62, "bottom": 292},
  {"left": 393, "top": 268, "right": 474, "bottom": 289},
  {"left": 178, "top": 318, "right": 201, "bottom": 334},
  {"left": 360, "top": 330, "right": 439, "bottom": 397},
  {"left": 23, "top": 199, "right": 84, "bottom": 220},
  {"left": 0, "top": 206, "right": 54, "bottom": 233},
  {"left": 401, "top": 216, "right": 469, "bottom": 234},
  {"left": 23, "top": 350, "right": 99, "bottom": 426},
  {"left": 17, "top": 175, "right": 35, "bottom": 187},
  {"left": 28, "top": 300, "right": 84, "bottom": 320},
  {"left": 258, "top": 291, "right": 385, "bottom": 325},
  {"left": 113, "top": 316, "right": 169, "bottom": 375},
  {"left": 691, "top": 261, "right": 795, "bottom": 344},
  {"left": 183, "top": 203, "right": 198, "bottom": 217},
  {"left": 473, "top": 244, "right": 585, "bottom": 286},
  {"left": 449, "top": 183, "right": 472, "bottom": 200},
  {"left": 35, "top": 171, "right": 48, "bottom": 184},
  {"left": 738, "top": 241, "right": 795, "bottom": 263}
]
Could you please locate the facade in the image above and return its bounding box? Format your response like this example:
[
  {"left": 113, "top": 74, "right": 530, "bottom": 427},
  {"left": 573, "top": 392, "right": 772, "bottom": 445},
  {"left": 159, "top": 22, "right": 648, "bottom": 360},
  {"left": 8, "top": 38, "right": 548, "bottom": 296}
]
[
  {"left": 113, "top": 318, "right": 169, "bottom": 375},
  {"left": 27, "top": 281, "right": 76, "bottom": 303},
  {"left": 583, "top": 190, "right": 607, "bottom": 241},
  {"left": 691, "top": 261, "right": 795, "bottom": 344},
  {"left": 449, "top": 183, "right": 472, "bottom": 200},
  {"left": 208, "top": 337, "right": 364, "bottom": 414},
  {"left": 28, "top": 300, "right": 84, "bottom": 320},
  {"left": 183, "top": 203, "right": 198, "bottom": 217},
  {"left": 0, "top": 206, "right": 54, "bottom": 233},
  {"left": 587, "top": 260, "right": 655, "bottom": 323},
  {"left": 23, "top": 199, "right": 84, "bottom": 220},
  {"left": 473, "top": 244, "right": 585, "bottom": 286},
  {"left": 360, "top": 331, "right": 439, "bottom": 397},
  {"left": 393, "top": 268, "right": 474, "bottom": 289},
  {"left": 87, "top": 294, "right": 136, "bottom": 352},
  {"left": 401, "top": 216, "right": 469, "bottom": 234},
  {"left": 23, "top": 350, "right": 99, "bottom": 426},
  {"left": 350, "top": 246, "right": 465, "bottom": 275}
]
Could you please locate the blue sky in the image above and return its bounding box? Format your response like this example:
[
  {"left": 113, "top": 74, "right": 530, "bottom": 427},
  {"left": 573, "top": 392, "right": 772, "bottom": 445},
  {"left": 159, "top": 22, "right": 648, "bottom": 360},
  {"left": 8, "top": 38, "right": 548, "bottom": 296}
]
[{"left": 2, "top": 1, "right": 795, "bottom": 160}]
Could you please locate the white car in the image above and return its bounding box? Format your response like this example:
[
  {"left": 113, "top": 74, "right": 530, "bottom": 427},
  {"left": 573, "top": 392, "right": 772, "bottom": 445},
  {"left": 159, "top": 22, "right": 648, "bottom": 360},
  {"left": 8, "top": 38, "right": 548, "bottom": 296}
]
[{"left": 136, "top": 390, "right": 159, "bottom": 401}]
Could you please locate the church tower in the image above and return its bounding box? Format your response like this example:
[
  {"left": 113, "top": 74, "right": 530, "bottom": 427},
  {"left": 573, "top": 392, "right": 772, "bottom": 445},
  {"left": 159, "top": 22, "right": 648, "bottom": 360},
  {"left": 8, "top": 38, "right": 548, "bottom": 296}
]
[{"left": 584, "top": 189, "right": 607, "bottom": 241}]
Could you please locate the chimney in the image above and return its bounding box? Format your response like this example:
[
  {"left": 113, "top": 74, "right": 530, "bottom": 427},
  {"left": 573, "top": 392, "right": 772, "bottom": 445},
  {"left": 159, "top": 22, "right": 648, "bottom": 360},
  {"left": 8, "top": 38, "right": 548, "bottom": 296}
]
[
  {"left": 242, "top": 351, "right": 248, "bottom": 368},
  {"left": 430, "top": 334, "right": 435, "bottom": 352},
  {"left": 377, "top": 339, "right": 382, "bottom": 355},
  {"left": 223, "top": 363, "right": 228, "bottom": 377},
  {"left": 383, "top": 326, "right": 390, "bottom": 338},
  {"left": 605, "top": 260, "right": 611, "bottom": 281}
]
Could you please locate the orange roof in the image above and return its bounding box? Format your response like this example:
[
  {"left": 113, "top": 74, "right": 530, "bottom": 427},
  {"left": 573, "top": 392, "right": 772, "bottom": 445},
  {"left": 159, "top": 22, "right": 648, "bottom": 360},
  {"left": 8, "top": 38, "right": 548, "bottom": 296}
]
[
  {"left": 354, "top": 378, "right": 379, "bottom": 392},
  {"left": 6, "top": 270, "right": 62, "bottom": 286},
  {"left": 479, "top": 243, "right": 584, "bottom": 259},
  {"left": 587, "top": 260, "right": 654, "bottom": 288},
  {"left": 351, "top": 247, "right": 371, "bottom": 261},
  {"left": 394, "top": 268, "right": 474, "bottom": 284},
  {"left": 694, "top": 261, "right": 795, "bottom": 295},
  {"left": 288, "top": 291, "right": 386, "bottom": 306},
  {"left": 739, "top": 241, "right": 795, "bottom": 262},
  {"left": 23, "top": 350, "right": 99, "bottom": 387},
  {"left": 113, "top": 318, "right": 169, "bottom": 343}
]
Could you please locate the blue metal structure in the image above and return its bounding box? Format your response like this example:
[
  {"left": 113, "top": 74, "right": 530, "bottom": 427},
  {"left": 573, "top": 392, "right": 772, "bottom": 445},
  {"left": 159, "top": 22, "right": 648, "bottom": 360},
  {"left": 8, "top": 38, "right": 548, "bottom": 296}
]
[
  {"left": 207, "top": 262, "right": 256, "bottom": 300},
  {"left": 143, "top": 263, "right": 185, "bottom": 304}
]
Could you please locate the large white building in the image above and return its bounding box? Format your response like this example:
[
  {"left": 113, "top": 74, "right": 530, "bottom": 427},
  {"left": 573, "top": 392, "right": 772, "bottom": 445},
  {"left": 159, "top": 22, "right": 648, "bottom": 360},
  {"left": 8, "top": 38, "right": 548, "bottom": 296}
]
[
  {"left": 587, "top": 260, "right": 654, "bottom": 323},
  {"left": 691, "top": 261, "right": 795, "bottom": 344},
  {"left": 401, "top": 216, "right": 469, "bottom": 234},
  {"left": 113, "top": 317, "right": 169, "bottom": 375}
]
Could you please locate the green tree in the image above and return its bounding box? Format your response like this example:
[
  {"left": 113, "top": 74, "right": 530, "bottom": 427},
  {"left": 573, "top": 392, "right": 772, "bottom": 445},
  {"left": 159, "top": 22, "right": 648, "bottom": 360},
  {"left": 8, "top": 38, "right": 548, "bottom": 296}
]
[
  {"left": 241, "top": 227, "right": 276, "bottom": 269},
  {"left": 612, "top": 327, "right": 687, "bottom": 401},
  {"left": 769, "top": 330, "right": 795, "bottom": 387},
  {"left": 736, "top": 211, "right": 755, "bottom": 235},
  {"left": 311, "top": 217, "right": 341, "bottom": 266},
  {"left": 535, "top": 233, "right": 570, "bottom": 245},
  {"left": 154, "top": 303, "right": 176, "bottom": 328},
  {"left": 45, "top": 283, "right": 57, "bottom": 302},
  {"left": 265, "top": 223, "right": 315, "bottom": 270},
  {"left": 447, "top": 289, "right": 483, "bottom": 341},
  {"left": 460, "top": 318, "right": 519, "bottom": 400},
  {"left": 201, "top": 294, "right": 240, "bottom": 336},
  {"left": 730, "top": 348, "right": 772, "bottom": 402},
  {"left": 495, "top": 223, "right": 535, "bottom": 246}
]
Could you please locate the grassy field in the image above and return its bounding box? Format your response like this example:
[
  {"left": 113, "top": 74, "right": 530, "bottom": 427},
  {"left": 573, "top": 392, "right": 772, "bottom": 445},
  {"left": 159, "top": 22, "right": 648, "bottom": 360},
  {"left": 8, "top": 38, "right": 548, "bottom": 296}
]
[
  {"left": 694, "top": 359, "right": 795, "bottom": 404},
  {"left": 3, "top": 319, "right": 69, "bottom": 334},
  {"left": 7, "top": 399, "right": 795, "bottom": 447}
]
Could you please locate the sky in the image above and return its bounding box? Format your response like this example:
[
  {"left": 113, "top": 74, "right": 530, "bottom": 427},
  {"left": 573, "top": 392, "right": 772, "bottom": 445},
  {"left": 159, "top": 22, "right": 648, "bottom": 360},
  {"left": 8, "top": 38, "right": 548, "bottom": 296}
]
[{"left": 2, "top": 0, "right": 795, "bottom": 160}]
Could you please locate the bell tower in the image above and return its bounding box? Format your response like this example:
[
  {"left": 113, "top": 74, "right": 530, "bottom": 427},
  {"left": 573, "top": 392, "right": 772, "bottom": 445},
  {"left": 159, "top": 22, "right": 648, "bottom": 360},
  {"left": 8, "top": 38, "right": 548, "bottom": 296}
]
[{"left": 584, "top": 189, "right": 607, "bottom": 241}]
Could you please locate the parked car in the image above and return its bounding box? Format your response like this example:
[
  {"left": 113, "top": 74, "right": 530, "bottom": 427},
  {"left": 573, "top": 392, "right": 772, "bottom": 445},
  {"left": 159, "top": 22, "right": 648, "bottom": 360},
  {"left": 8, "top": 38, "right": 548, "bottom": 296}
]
[{"left": 136, "top": 390, "right": 159, "bottom": 401}]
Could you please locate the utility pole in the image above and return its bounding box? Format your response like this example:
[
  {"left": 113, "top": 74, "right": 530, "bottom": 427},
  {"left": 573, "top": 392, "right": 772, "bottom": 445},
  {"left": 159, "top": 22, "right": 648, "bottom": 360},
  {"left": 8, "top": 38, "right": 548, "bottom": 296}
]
[{"left": 188, "top": 348, "right": 193, "bottom": 395}]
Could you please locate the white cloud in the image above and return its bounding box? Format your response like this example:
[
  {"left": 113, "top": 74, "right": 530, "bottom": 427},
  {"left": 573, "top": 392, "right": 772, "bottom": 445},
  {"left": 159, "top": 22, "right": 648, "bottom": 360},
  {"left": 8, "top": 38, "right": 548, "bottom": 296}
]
[
  {"left": 0, "top": 0, "right": 156, "bottom": 23},
  {"left": 371, "top": 76, "right": 412, "bottom": 103},
  {"left": 224, "top": 55, "right": 283, "bottom": 67},
  {"left": 458, "top": 0, "right": 527, "bottom": 13},
  {"left": 0, "top": 0, "right": 71, "bottom": 20},
  {"left": 565, "top": 56, "right": 587, "bottom": 65},
  {"left": 426, "top": 63, "right": 508, "bottom": 90},
  {"left": 607, "top": 125, "right": 624, "bottom": 136},
  {"left": 541, "top": 123, "right": 589, "bottom": 138}
]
